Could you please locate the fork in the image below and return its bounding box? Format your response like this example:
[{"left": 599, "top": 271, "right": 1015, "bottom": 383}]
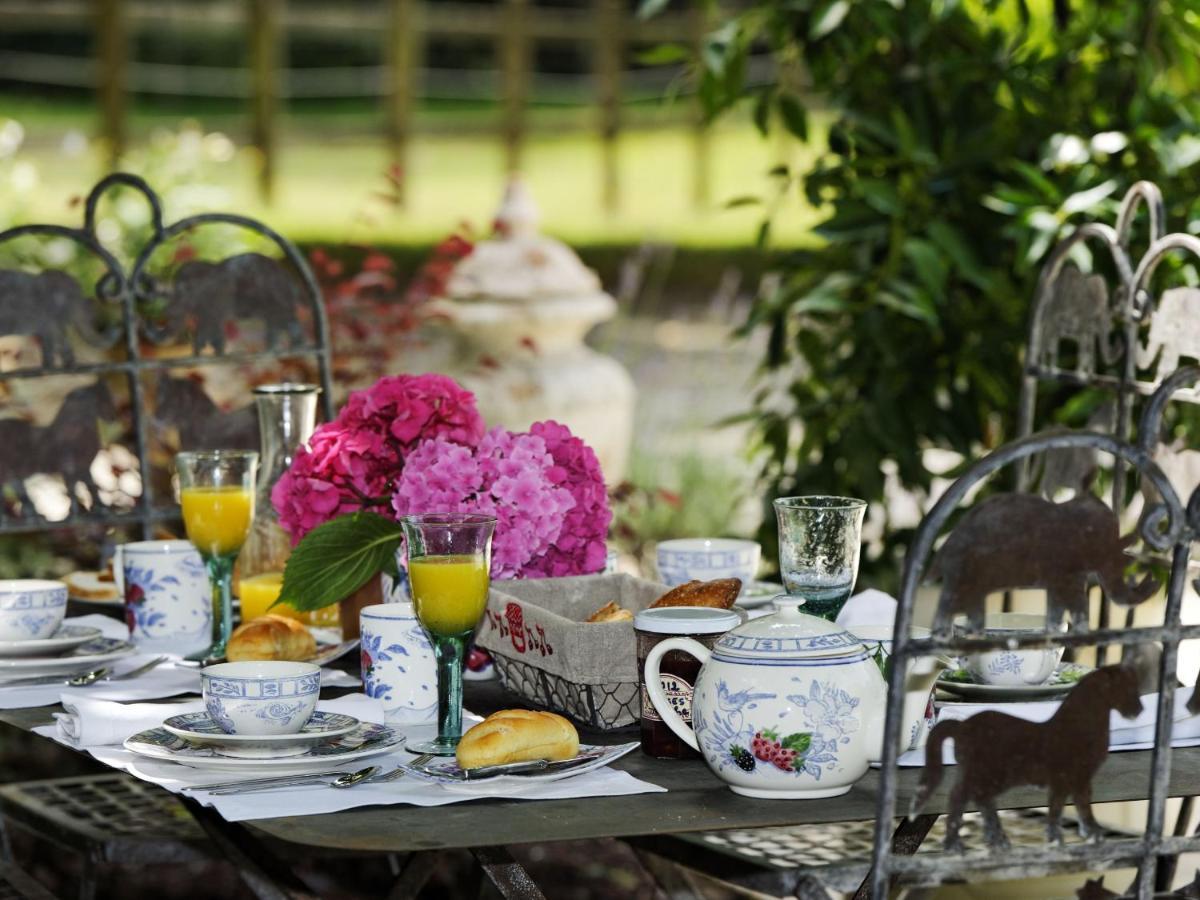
[{"left": 331, "top": 754, "right": 434, "bottom": 789}]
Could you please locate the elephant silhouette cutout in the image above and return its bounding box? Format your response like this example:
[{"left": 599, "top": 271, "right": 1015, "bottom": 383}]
[
  {"left": 170, "top": 253, "right": 308, "bottom": 354},
  {"left": 152, "top": 373, "right": 257, "bottom": 452},
  {"left": 0, "top": 269, "right": 101, "bottom": 367},
  {"left": 929, "top": 493, "right": 1158, "bottom": 633},
  {"left": 0, "top": 381, "right": 120, "bottom": 518},
  {"left": 1034, "top": 402, "right": 1115, "bottom": 500},
  {"left": 1138, "top": 285, "right": 1200, "bottom": 384},
  {"left": 1034, "top": 265, "right": 1120, "bottom": 376},
  {"left": 913, "top": 664, "right": 1142, "bottom": 853}
]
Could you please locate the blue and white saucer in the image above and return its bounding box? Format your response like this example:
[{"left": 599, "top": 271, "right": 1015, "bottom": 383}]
[
  {"left": 0, "top": 637, "right": 134, "bottom": 681},
  {"left": 0, "top": 625, "right": 103, "bottom": 659},
  {"left": 161, "top": 710, "right": 360, "bottom": 759},
  {"left": 125, "top": 722, "right": 403, "bottom": 772}
]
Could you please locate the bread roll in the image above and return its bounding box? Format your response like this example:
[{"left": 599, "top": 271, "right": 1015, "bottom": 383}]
[
  {"left": 586, "top": 601, "right": 633, "bottom": 623},
  {"left": 650, "top": 578, "right": 741, "bottom": 610},
  {"left": 64, "top": 570, "right": 121, "bottom": 602},
  {"left": 227, "top": 614, "right": 316, "bottom": 662},
  {"left": 456, "top": 709, "right": 580, "bottom": 770}
]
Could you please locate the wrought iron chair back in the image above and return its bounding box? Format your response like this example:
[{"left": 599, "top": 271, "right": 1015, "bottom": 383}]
[
  {"left": 869, "top": 370, "right": 1200, "bottom": 897},
  {"left": 0, "top": 173, "right": 334, "bottom": 539}
]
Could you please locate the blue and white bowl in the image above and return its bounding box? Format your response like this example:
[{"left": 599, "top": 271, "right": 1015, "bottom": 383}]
[
  {"left": 962, "top": 613, "right": 1065, "bottom": 687},
  {"left": 656, "top": 538, "right": 761, "bottom": 587},
  {"left": 201, "top": 661, "right": 321, "bottom": 736},
  {"left": 0, "top": 580, "right": 68, "bottom": 642}
]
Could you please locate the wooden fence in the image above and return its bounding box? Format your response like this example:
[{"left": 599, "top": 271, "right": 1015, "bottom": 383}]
[{"left": 0, "top": 0, "right": 717, "bottom": 211}]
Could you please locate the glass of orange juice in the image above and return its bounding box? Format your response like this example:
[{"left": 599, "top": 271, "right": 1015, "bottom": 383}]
[
  {"left": 176, "top": 450, "right": 258, "bottom": 660},
  {"left": 401, "top": 513, "right": 496, "bottom": 756}
]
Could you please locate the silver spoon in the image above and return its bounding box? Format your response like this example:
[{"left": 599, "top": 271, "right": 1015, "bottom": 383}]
[
  {"left": 328, "top": 766, "right": 383, "bottom": 789},
  {"left": 65, "top": 656, "right": 168, "bottom": 687}
]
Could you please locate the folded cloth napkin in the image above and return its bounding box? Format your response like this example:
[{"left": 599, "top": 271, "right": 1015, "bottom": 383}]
[
  {"left": 31, "top": 700, "right": 664, "bottom": 821},
  {"left": 896, "top": 691, "right": 1200, "bottom": 766},
  {"left": 836, "top": 589, "right": 899, "bottom": 629},
  {"left": 54, "top": 695, "right": 206, "bottom": 747}
]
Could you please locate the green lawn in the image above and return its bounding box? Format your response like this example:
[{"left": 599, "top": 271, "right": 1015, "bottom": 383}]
[{"left": 2, "top": 94, "right": 822, "bottom": 247}]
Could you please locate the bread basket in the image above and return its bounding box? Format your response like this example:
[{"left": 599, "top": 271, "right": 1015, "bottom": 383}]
[{"left": 478, "top": 573, "right": 666, "bottom": 731}]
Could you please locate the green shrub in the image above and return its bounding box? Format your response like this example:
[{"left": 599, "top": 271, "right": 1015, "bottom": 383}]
[{"left": 660, "top": 0, "right": 1200, "bottom": 588}]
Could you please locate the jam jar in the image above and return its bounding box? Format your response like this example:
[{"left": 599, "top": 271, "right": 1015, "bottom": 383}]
[{"left": 635, "top": 607, "right": 741, "bottom": 759}]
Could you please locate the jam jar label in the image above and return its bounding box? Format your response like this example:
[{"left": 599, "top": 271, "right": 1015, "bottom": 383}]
[{"left": 642, "top": 674, "right": 695, "bottom": 723}]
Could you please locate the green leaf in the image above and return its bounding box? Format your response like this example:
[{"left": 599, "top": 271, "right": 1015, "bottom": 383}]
[
  {"left": 724, "top": 195, "right": 762, "bottom": 208},
  {"left": 777, "top": 93, "right": 809, "bottom": 141},
  {"left": 782, "top": 732, "right": 812, "bottom": 753},
  {"left": 636, "top": 43, "right": 689, "bottom": 65},
  {"left": 903, "top": 237, "right": 949, "bottom": 300},
  {"left": 809, "top": 0, "right": 850, "bottom": 39},
  {"left": 1060, "top": 179, "right": 1119, "bottom": 215},
  {"left": 752, "top": 87, "right": 773, "bottom": 136},
  {"left": 276, "top": 512, "right": 403, "bottom": 613}
]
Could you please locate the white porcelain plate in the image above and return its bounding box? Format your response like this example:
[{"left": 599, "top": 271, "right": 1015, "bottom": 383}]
[
  {"left": 0, "top": 637, "right": 135, "bottom": 680},
  {"left": 308, "top": 639, "right": 359, "bottom": 668},
  {"left": 937, "top": 662, "right": 1092, "bottom": 701},
  {"left": 0, "top": 625, "right": 103, "bottom": 659},
  {"left": 410, "top": 742, "right": 639, "bottom": 796},
  {"left": 736, "top": 581, "right": 784, "bottom": 610},
  {"left": 124, "top": 722, "right": 403, "bottom": 773},
  {"left": 161, "top": 710, "right": 361, "bottom": 759}
]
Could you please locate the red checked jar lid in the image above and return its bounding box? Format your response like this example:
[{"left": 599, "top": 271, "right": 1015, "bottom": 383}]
[{"left": 635, "top": 607, "right": 741, "bottom": 760}]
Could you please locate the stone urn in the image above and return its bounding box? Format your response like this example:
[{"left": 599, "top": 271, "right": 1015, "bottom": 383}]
[{"left": 431, "top": 180, "right": 635, "bottom": 481}]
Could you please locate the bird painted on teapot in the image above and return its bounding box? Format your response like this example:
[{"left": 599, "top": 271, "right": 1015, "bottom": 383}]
[{"left": 644, "top": 595, "right": 888, "bottom": 799}]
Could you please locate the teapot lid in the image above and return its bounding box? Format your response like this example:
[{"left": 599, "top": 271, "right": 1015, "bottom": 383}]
[{"left": 712, "top": 595, "right": 865, "bottom": 662}]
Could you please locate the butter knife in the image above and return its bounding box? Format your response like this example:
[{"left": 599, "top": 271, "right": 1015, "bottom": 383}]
[{"left": 454, "top": 753, "right": 604, "bottom": 781}]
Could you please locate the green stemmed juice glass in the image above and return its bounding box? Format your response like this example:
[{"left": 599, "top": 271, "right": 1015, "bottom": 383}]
[
  {"left": 401, "top": 513, "right": 497, "bottom": 756},
  {"left": 176, "top": 450, "right": 258, "bottom": 660}
]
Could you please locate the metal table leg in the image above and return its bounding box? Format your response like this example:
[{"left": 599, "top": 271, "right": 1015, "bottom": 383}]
[
  {"left": 853, "top": 814, "right": 938, "bottom": 900},
  {"left": 469, "top": 846, "right": 548, "bottom": 900},
  {"left": 385, "top": 850, "right": 441, "bottom": 900}
]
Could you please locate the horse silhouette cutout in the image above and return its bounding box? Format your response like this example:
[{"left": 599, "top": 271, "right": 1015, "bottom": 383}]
[
  {"left": 0, "top": 269, "right": 103, "bottom": 367},
  {"left": 0, "top": 381, "right": 120, "bottom": 518},
  {"left": 1035, "top": 265, "right": 1121, "bottom": 376},
  {"left": 912, "top": 665, "right": 1142, "bottom": 852},
  {"left": 152, "top": 373, "right": 257, "bottom": 452},
  {"left": 170, "top": 253, "right": 308, "bottom": 354},
  {"left": 929, "top": 493, "right": 1158, "bottom": 635}
]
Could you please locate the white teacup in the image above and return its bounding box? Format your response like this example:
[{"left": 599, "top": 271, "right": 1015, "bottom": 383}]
[
  {"left": 117, "top": 540, "right": 211, "bottom": 657},
  {"left": 656, "top": 538, "right": 761, "bottom": 587},
  {"left": 0, "top": 580, "right": 68, "bottom": 642},
  {"left": 963, "top": 613, "right": 1065, "bottom": 686},
  {"left": 847, "top": 624, "right": 939, "bottom": 753},
  {"left": 360, "top": 603, "right": 437, "bottom": 724},
  {"left": 201, "top": 661, "right": 320, "bottom": 736}
]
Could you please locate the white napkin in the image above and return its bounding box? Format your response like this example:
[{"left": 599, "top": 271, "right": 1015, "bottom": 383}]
[
  {"left": 836, "top": 589, "right": 898, "bottom": 629},
  {"left": 54, "top": 695, "right": 206, "bottom": 747},
  {"left": 31, "top": 698, "right": 665, "bottom": 821},
  {"left": 896, "top": 691, "right": 1200, "bottom": 766}
]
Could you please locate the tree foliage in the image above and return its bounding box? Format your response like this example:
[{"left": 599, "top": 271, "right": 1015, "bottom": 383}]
[{"left": 673, "top": 0, "right": 1200, "bottom": 587}]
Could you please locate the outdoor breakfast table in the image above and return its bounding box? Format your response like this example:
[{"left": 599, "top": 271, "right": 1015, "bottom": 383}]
[{"left": 2, "top": 678, "right": 1199, "bottom": 899}]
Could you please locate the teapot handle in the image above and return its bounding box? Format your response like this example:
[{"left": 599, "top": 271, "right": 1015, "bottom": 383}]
[{"left": 643, "top": 637, "right": 710, "bottom": 752}]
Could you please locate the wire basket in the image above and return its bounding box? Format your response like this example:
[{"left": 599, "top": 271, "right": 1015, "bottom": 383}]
[{"left": 488, "top": 652, "right": 640, "bottom": 732}]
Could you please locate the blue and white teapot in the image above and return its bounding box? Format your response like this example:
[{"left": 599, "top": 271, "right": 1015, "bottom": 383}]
[{"left": 644, "top": 596, "right": 886, "bottom": 799}]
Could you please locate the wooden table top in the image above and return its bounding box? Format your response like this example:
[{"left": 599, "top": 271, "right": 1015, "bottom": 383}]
[{"left": 1, "top": 680, "right": 1195, "bottom": 855}]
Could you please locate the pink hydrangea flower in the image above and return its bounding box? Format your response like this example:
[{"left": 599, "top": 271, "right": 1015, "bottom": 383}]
[
  {"left": 392, "top": 426, "right": 588, "bottom": 580},
  {"left": 272, "top": 373, "right": 486, "bottom": 541}
]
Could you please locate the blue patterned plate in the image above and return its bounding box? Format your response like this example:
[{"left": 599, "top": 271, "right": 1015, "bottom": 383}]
[
  {"left": 0, "top": 625, "right": 103, "bottom": 659},
  {"left": 0, "top": 637, "right": 134, "bottom": 678},
  {"left": 124, "top": 722, "right": 403, "bottom": 772},
  {"left": 408, "top": 742, "right": 639, "bottom": 796},
  {"left": 161, "top": 711, "right": 360, "bottom": 759}
]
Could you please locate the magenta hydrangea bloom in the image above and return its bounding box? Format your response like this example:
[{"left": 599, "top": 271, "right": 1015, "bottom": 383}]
[
  {"left": 522, "top": 420, "right": 612, "bottom": 578},
  {"left": 392, "top": 426, "right": 590, "bottom": 579},
  {"left": 272, "top": 373, "right": 486, "bottom": 541}
]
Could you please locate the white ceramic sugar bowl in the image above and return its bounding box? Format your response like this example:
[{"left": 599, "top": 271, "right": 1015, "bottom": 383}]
[{"left": 644, "top": 596, "right": 887, "bottom": 799}]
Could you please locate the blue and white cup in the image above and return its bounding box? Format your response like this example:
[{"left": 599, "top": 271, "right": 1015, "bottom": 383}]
[
  {"left": 0, "top": 580, "right": 68, "bottom": 642},
  {"left": 117, "top": 540, "right": 211, "bottom": 658},
  {"left": 201, "top": 661, "right": 321, "bottom": 735},
  {"left": 656, "top": 538, "right": 761, "bottom": 587},
  {"left": 963, "top": 613, "right": 1065, "bottom": 687},
  {"left": 360, "top": 603, "right": 437, "bottom": 725}
]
